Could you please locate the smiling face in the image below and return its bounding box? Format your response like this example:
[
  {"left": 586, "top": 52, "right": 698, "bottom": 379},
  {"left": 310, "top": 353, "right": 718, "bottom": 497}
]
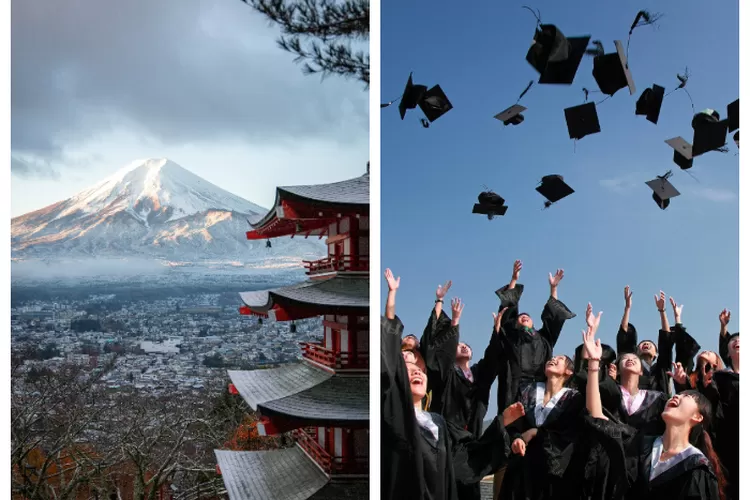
[
  {"left": 697, "top": 351, "right": 722, "bottom": 371},
  {"left": 544, "top": 355, "right": 573, "bottom": 379},
  {"left": 662, "top": 393, "right": 704, "bottom": 427},
  {"left": 517, "top": 313, "right": 534, "bottom": 329},
  {"left": 618, "top": 353, "right": 643, "bottom": 375},
  {"left": 456, "top": 342, "right": 472, "bottom": 362},
  {"left": 402, "top": 335, "right": 418, "bottom": 351},
  {"left": 729, "top": 336, "right": 740, "bottom": 357},
  {"left": 406, "top": 362, "right": 427, "bottom": 401},
  {"left": 638, "top": 340, "right": 657, "bottom": 358}
]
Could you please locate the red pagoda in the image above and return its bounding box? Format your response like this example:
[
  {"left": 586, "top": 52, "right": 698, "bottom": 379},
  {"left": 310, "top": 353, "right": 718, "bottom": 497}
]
[{"left": 215, "top": 169, "right": 369, "bottom": 500}]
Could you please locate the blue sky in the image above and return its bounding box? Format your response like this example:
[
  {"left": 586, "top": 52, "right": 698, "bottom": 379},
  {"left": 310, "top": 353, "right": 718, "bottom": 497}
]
[{"left": 381, "top": 0, "right": 739, "bottom": 414}]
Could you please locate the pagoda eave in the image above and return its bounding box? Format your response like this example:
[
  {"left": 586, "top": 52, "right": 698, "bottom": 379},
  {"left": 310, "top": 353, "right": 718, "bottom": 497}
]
[
  {"left": 256, "top": 414, "right": 368, "bottom": 437},
  {"left": 228, "top": 364, "right": 331, "bottom": 411}
]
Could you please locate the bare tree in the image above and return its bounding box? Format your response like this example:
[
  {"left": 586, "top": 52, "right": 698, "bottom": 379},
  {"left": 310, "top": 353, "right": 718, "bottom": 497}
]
[{"left": 240, "top": 0, "right": 369, "bottom": 85}]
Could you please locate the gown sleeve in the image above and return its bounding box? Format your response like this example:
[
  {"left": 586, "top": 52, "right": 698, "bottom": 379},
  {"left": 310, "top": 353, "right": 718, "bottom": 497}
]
[
  {"left": 680, "top": 469, "right": 721, "bottom": 500},
  {"left": 718, "top": 331, "right": 732, "bottom": 369},
  {"left": 469, "top": 330, "right": 503, "bottom": 405},
  {"left": 495, "top": 283, "right": 524, "bottom": 331},
  {"left": 450, "top": 415, "right": 512, "bottom": 484},
  {"left": 381, "top": 315, "right": 418, "bottom": 444},
  {"left": 616, "top": 323, "right": 638, "bottom": 356},
  {"left": 671, "top": 323, "right": 701, "bottom": 374},
  {"left": 537, "top": 297, "right": 577, "bottom": 348},
  {"left": 419, "top": 308, "right": 454, "bottom": 372},
  {"left": 650, "top": 329, "right": 676, "bottom": 393}
]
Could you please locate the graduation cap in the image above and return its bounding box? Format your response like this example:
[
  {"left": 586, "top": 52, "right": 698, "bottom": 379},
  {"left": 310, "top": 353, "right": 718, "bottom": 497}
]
[
  {"left": 646, "top": 171, "right": 680, "bottom": 210},
  {"left": 536, "top": 175, "right": 574, "bottom": 208},
  {"left": 472, "top": 191, "right": 508, "bottom": 219},
  {"left": 494, "top": 105, "right": 526, "bottom": 126},
  {"left": 397, "top": 73, "right": 427, "bottom": 120},
  {"left": 665, "top": 137, "right": 694, "bottom": 170},
  {"left": 526, "top": 24, "right": 591, "bottom": 85},
  {"left": 727, "top": 99, "right": 739, "bottom": 133},
  {"left": 592, "top": 41, "right": 636, "bottom": 96},
  {"left": 635, "top": 84, "right": 665, "bottom": 125},
  {"left": 564, "top": 102, "right": 601, "bottom": 140},
  {"left": 419, "top": 85, "right": 453, "bottom": 123},
  {"left": 691, "top": 110, "right": 728, "bottom": 157}
]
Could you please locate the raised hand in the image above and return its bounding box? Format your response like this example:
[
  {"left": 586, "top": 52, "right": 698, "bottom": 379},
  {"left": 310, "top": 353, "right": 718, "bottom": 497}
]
[
  {"left": 669, "top": 297, "right": 683, "bottom": 323},
  {"left": 492, "top": 307, "right": 509, "bottom": 334},
  {"left": 511, "top": 438, "right": 526, "bottom": 456},
  {"left": 436, "top": 280, "right": 452, "bottom": 300},
  {"left": 582, "top": 307, "right": 604, "bottom": 360},
  {"left": 654, "top": 291, "right": 666, "bottom": 311},
  {"left": 585, "top": 303, "right": 594, "bottom": 328},
  {"left": 502, "top": 401, "right": 525, "bottom": 426},
  {"left": 624, "top": 286, "right": 633, "bottom": 309},
  {"left": 549, "top": 269, "right": 565, "bottom": 287},
  {"left": 451, "top": 297, "right": 465, "bottom": 326},
  {"left": 608, "top": 363, "right": 617, "bottom": 380},
  {"left": 512, "top": 260, "right": 523, "bottom": 281},
  {"left": 384, "top": 269, "right": 400, "bottom": 291},
  {"left": 666, "top": 362, "right": 687, "bottom": 385},
  {"left": 719, "top": 309, "right": 731, "bottom": 327}
]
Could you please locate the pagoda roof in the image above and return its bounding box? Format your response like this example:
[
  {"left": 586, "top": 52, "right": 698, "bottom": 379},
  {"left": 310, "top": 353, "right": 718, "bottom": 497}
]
[
  {"left": 215, "top": 447, "right": 328, "bottom": 500},
  {"left": 247, "top": 173, "right": 369, "bottom": 240},
  {"left": 229, "top": 364, "right": 368, "bottom": 424},
  {"left": 228, "top": 363, "right": 331, "bottom": 411},
  {"left": 239, "top": 275, "right": 369, "bottom": 319}
]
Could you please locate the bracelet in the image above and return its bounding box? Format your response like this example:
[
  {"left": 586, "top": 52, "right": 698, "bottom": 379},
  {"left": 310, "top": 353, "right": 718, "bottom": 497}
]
[
  {"left": 435, "top": 299, "right": 444, "bottom": 304},
  {"left": 658, "top": 309, "right": 665, "bottom": 312},
  {"left": 588, "top": 358, "right": 601, "bottom": 362},
  {"left": 587, "top": 368, "right": 600, "bottom": 372}
]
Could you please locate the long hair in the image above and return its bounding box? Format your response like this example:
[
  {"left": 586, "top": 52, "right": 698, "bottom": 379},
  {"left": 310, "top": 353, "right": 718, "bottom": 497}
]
[
  {"left": 688, "top": 351, "right": 725, "bottom": 389},
  {"left": 682, "top": 390, "right": 727, "bottom": 500}
]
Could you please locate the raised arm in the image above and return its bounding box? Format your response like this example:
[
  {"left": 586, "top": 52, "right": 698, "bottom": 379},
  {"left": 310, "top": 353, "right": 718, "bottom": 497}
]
[
  {"left": 471, "top": 308, "right": 509, "bottom": 402},
  {"left": 655, "top": 291, "right": 670, "bottom": 332},
  {"left": 582, "top": 304, "right": 607, "bottom": 420},
  {"left": 718, "top": 309, "right": 731, "bottom": 367},
  {"left": 669, "top": 299, "right": 701, "bottom": 374},
  {"left": 384, "top": 269, "right": 400, "bottom": 320},
  {"left": 537, "top": 269, "right": 576, "bottom": 347},
  {"left": 495, "top": 260, "right": 524, "bottom": 329},
  {"left": 419, "top": 281, "right": 453, "bottom": 356},
  {"left": 421, "top": 298, "right": 461, "bottom": 381},
  {"left": 621, "top": 286, "right": 632, "bottom": 332}
]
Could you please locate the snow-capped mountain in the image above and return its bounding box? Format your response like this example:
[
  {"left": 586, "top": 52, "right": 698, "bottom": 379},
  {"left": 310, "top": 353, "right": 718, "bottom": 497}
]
[{"left": 11, "top": 158, "right": 326, "bottom": 267}]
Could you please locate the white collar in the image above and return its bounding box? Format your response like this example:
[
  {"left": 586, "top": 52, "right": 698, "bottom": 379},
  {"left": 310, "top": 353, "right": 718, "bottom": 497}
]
[
  {"left": 649, "top": 436, "right": 703, "bottom": 481},
  {"left": 534, "top": 382, "right": 570, "bottom": 426}
]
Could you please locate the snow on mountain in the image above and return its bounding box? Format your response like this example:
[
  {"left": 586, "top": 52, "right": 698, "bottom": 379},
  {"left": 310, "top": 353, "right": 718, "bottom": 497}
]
[{"left": 11, "top": 158, "right": 326, "bottom": 268}]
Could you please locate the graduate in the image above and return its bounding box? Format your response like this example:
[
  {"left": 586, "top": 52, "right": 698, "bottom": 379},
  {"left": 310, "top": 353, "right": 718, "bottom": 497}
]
[
  {"left": 582, "top": 305, "right": 725, "bottom": 500},
  {"left": 498, "top": 351, "right": 585, "bottom": 500},
  {"left": 381, "top": 269, "right": 524, "bottom": 500},
  {"left": 493, "top": 260, "right": 577, "bottom": 412},
  {"left": 717, "top": 309, "right": 739, "bottom": 373},
  {"left": 419, "top": 279, "right": 504, "bottom": 439}
]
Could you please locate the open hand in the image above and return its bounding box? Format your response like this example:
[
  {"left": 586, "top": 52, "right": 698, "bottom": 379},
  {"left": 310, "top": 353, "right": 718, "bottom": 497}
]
[
  {"left": 624, "top": 286, "right": 633, "bottom": 308},
  {"left": 384, "top": 269, "right": 400, "bottom": 291},
  {"left": 669, "top": 297, "right": 683, "bottom": 322},
  {"left": 511, "top": 438, "right": 526, "bottom": 456},
  {"left": 436, "top": 280, "right": 452, "bottom": 300},
  {"left": 492, "top": 307, "right": 509, "bottom": 334},
  {"left": 512, "top": 260, "right": 523, "bottom": 281},
  {"left": 582, "top": 308, "right": 604, "bottom": 360},
  {"left": 451, "top": 298, "right": 464, "bottom": 325},
  {"left": 654, "top": 291, "right": 666, "bottom": 311},
  {"left": 502, "top": 402, "right": 525, "bottom": 426},
  {"left": 719, "top": 309, "right": 731, "bottom": 327},
  {"left": 549, "top": 269, "right": 565, "bottom": 287},
  {"left": 666, "top": 362, "right": 687, "bottom": 385}
]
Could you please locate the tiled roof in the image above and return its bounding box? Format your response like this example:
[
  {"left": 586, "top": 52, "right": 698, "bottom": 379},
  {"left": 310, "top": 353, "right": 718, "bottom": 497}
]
[
  {"left": 228, "top": 363, "right": 332, "bottom": 411},
  {"left": 307, "top": 480, "right": 369, "bottom": 499},
  {"left": 279, "top": 173, "right": 369, "bottom": 205},
  {"left": 215, "top": 447, "right": 328, "bottom": 500},
  {"left": 261, "top": 376, "right": 369, "bottom": 422},
  {"left": 239, "top": 276, "right": 369, "bottom": 311}
]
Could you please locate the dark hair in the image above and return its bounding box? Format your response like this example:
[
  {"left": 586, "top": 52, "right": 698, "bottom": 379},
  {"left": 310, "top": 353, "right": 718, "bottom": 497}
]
[
  {"left": 688, "top": 352, "right": 725, "bottom": 389},
  {"left": 682, "top": 390, "right": 727, "bottom": 500},
  {"left": 637, "top": 339, "right": 658, "bottom": 354}
]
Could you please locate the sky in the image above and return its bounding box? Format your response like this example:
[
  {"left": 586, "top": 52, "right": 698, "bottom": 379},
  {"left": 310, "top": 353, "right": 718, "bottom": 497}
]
[
  {"left": 10, "top": 0, "right": 368, "bottom": 217},
  {"left": 381, "top": 0, "right": 739, "bottom": 416}
]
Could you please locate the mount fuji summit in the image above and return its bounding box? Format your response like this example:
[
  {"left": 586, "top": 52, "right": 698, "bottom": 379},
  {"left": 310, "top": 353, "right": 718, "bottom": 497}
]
[{"left": 11, "top": 158, "right": 326, "bottom": 269}]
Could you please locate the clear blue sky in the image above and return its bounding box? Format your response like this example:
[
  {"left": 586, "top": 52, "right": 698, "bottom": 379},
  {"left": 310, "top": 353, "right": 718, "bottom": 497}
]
[{"left": 381, "top": 0, "right": 739, "bottom": 415}]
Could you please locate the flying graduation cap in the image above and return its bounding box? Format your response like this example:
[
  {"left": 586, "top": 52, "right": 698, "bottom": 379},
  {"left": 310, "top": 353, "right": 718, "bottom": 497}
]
[
  {"left": 727, "top": 99, "right": 739, "bottom": 133},
  {"left": 636, "top": 84, "right": 665, "bottom": 124},
  {"left": 646, "top": 171, "right": 680, "bottom": 210},
  {"left": 536, "top": 175, "right": 574, "bottom": 208},
  {"left": 472, "top": 191, "right": 508, "bottom": 219},
  {"left": 494, "top": 81, "right": 535, "bottom": 127},
  {"left": 691, "top": 109, "right": 728, "bottom": 157},
  {"left": 590, "top": 40, "right": 636, "bottom": 97},
  {"left": 397, "top": 73, "right": 427, "bottom": 120},
  {"left": 665, "top": 137, "right": 694, "bottom": 170},
  {"left": 526, "top": 23, "right": 591, "bottom": 85},
  {"left": 382, "top": 73, "right": 453, "bottom": 126},
  {"left": 564, "top": 102, "right": 601, "bottom": 140}
]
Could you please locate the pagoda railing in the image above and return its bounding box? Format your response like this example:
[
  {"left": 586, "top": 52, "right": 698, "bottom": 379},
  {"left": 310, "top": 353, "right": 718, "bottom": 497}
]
[
  {"left": 303, "top": 255, "right": 369, "bottom": 275},
  {"left": 293, "top": 429, "right": 368, "bottom": 476},
  {"left": 300, "top": 342, "right": 369, "bottom": 370}
]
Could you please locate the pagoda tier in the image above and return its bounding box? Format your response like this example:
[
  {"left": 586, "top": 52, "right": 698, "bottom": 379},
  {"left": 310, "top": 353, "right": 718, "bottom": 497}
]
[
  {"left": 245, "top": 173, "right": 369, "bottom": 241},
  {"left": 227, "top": 365, "right": 368, "bottom": 433},
  {"left": 215, "top": 447, "right": 368, "bottom": 500}
]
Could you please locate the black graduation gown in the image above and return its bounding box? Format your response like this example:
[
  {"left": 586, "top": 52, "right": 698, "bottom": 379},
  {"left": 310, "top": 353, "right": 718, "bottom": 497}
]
[
  {"left": 706, "top": 370, "right": 739, "bottom": 500},
  {"left": 494, "top": 283, "right": 576, "bottom": 412},
  {"left": 382, "top": 314, "right": 457, "bottom": 500},
  {"left": 601, "top": 376, "right": 668, "bottom": 436},
  {"left": 583, "top": 417, "right": 721, "bottom": 500},
  {"left": 420, "top": 309, "right": 502, "bottom": 439},
  {"left": 382, "top": 315, "right": 512, "bottom": 500},
  {"left": 499, "top": 384, "right": 585, "bottom": 500}
]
